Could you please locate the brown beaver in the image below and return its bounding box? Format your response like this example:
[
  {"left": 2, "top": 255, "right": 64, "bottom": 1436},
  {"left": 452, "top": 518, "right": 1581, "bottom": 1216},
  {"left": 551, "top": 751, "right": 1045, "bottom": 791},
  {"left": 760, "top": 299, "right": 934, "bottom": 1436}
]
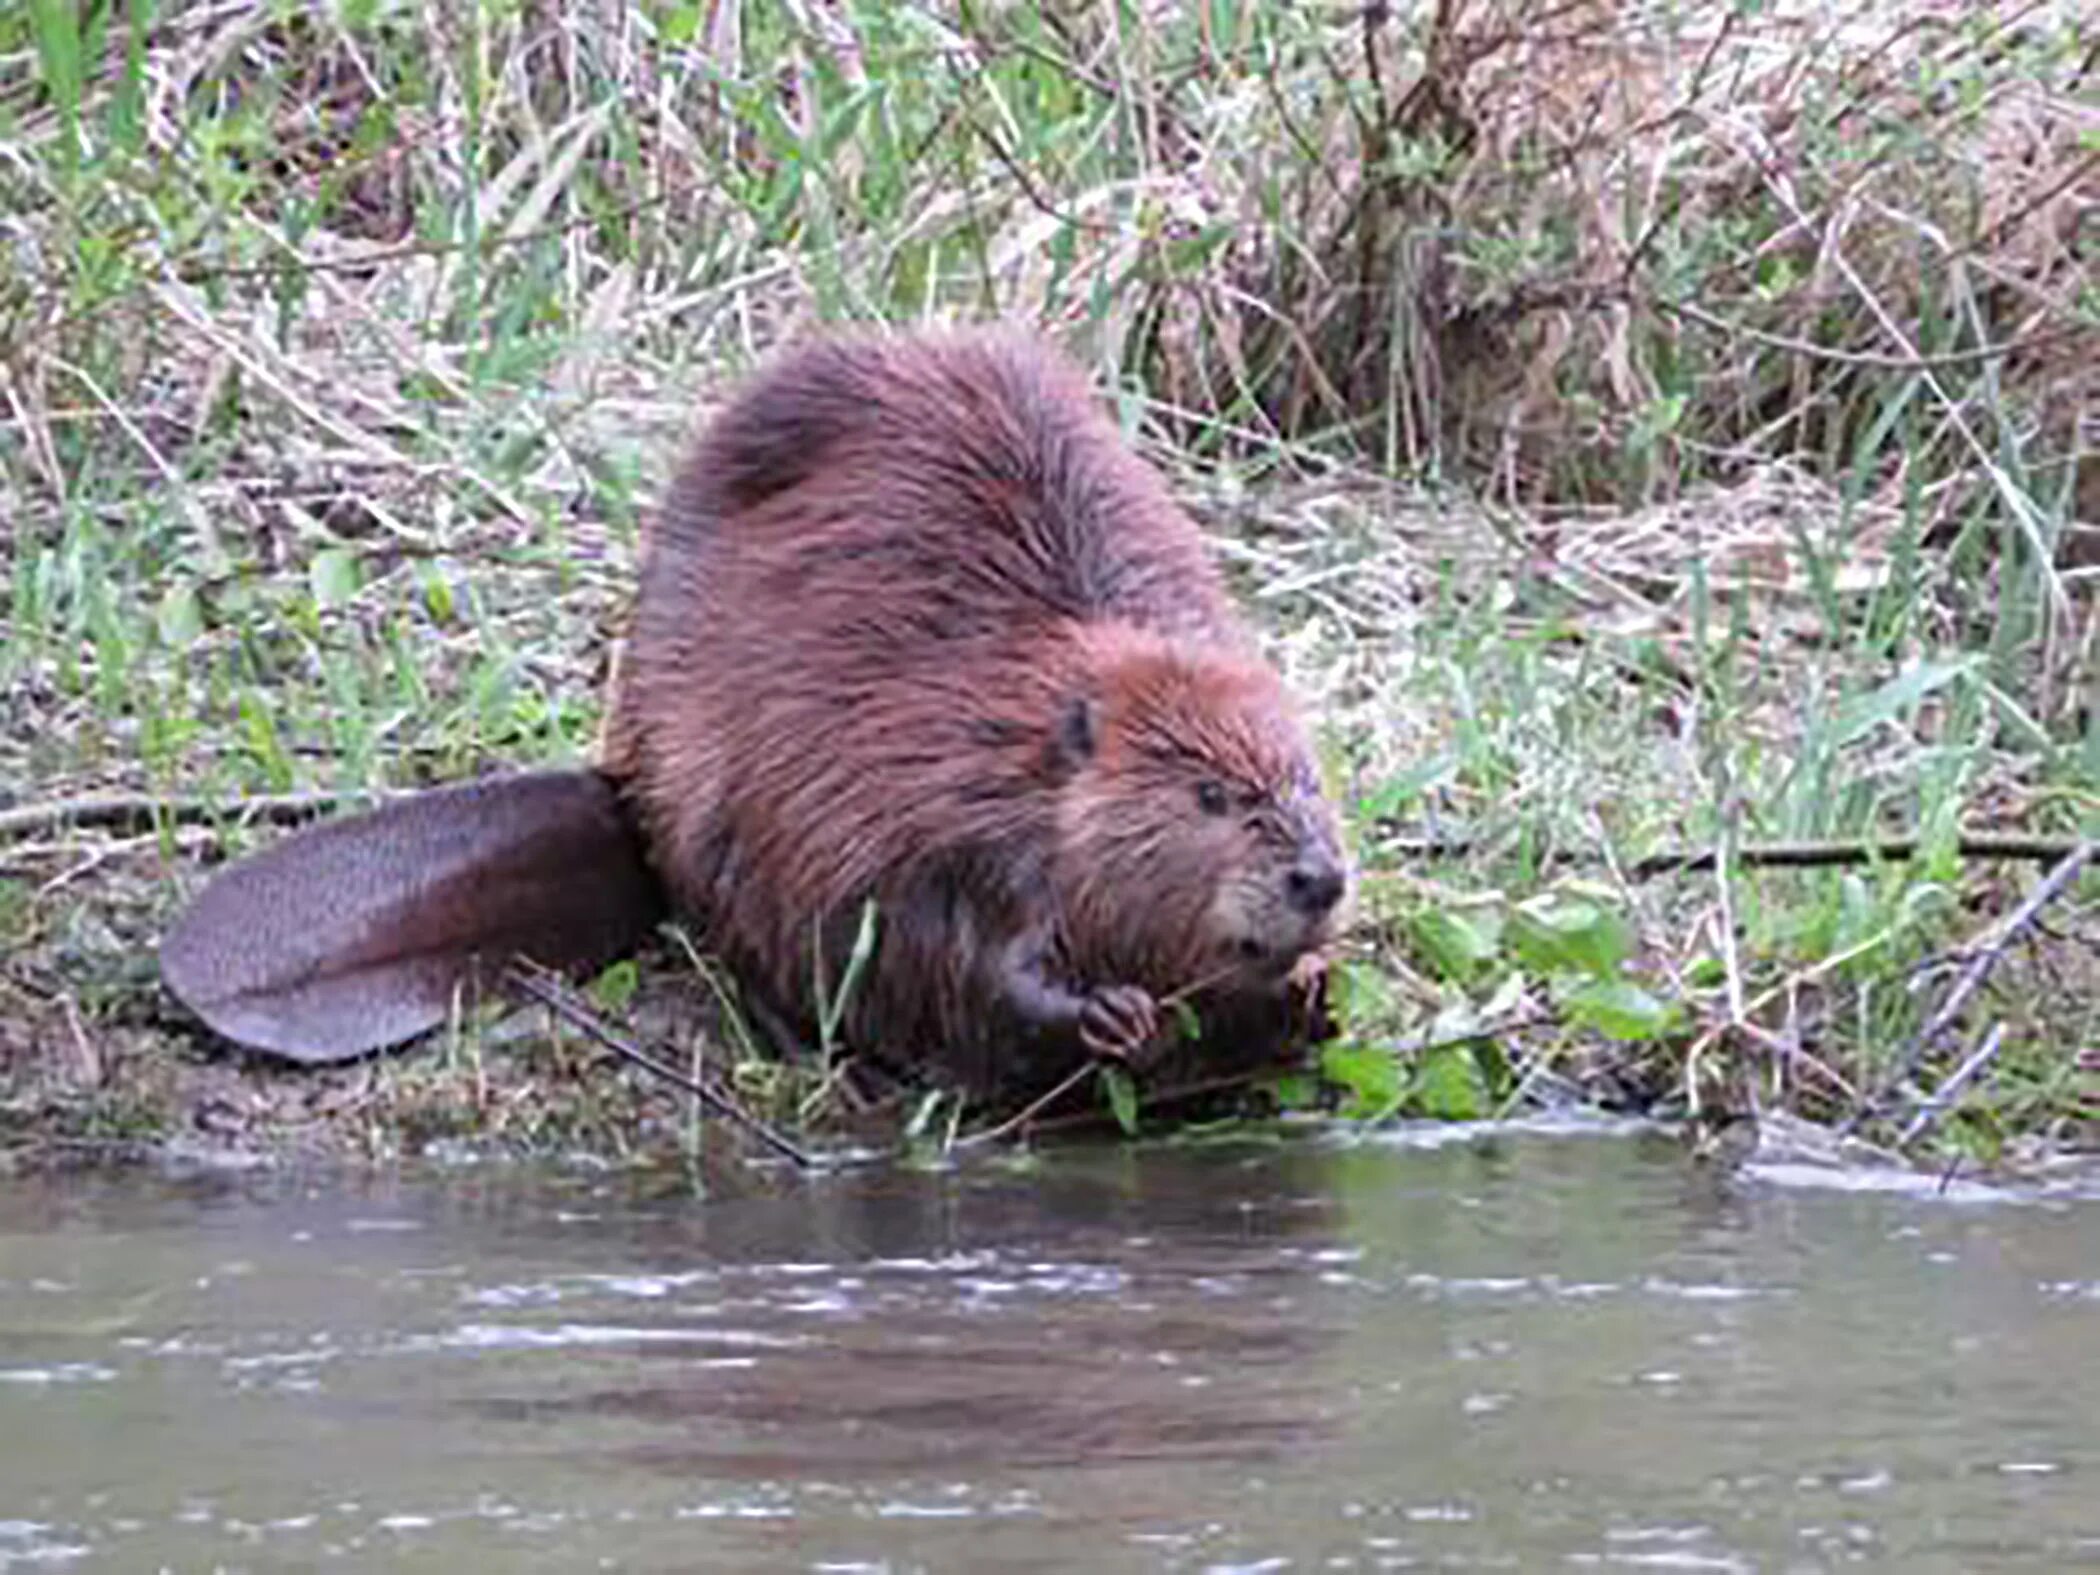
[
  {"left": 603, "top": 330, "right": 1347, "bottom": 1094},
  {"left": 161, "top": 327, "right": 1349, "bottom": 1104}
]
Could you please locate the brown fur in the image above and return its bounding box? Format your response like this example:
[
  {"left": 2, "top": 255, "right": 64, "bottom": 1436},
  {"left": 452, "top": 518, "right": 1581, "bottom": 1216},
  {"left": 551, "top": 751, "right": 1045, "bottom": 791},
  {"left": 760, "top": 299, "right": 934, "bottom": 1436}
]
[{"left": 604, "top": 329, "right": 1347, "bottom": 1099}]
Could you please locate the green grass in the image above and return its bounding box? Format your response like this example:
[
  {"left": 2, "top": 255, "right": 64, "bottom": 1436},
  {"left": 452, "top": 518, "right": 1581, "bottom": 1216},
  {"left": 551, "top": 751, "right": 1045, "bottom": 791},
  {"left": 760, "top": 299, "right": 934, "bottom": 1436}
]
[{"left": 0, "top": 0, "right": 2092, "bottom": 1175}]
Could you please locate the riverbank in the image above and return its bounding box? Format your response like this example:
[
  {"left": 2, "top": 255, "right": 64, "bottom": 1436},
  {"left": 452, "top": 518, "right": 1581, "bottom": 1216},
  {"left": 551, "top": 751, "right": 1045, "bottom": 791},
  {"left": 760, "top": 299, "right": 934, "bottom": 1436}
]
[{"left": 6, "top": 452, "right": 2092, "bottom": 1176}]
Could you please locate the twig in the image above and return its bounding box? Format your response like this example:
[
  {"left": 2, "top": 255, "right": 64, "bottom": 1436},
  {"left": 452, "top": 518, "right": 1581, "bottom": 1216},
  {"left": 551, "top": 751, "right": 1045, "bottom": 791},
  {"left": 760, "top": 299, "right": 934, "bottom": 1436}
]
[
  {"left": 1629, "top": 835, "right": 2086, "bottom": 878},
  {"left": 1678, "top": 932, "right": 1881, "bottom": 1107},
  {"left": 149, "top": 282, "right": 534, "bottom": 527},
  {"left": 963, "top": 113, "right": 1115, "bottom": 235},
  {"left": 1660, "top": 297, "right": 2089, "bottom": 371},
  {"left": 1746, "top": 161, "right": 2069, "bottom": 631},
  {"left": 1371, "top": 831, "right": 2088, "bottom": 878},
  {"left": 0, "top": 788, "right": 380, "bottom": 841},
  {"left": 506, "top": 963, "right": 814, "bottom": 1170},
  {"left": 1855, "top": 840, "right": 2094, "bottom": 1132},
  {"left": 33, "top": 831, "right": 168, "bottom": 896},
  {"left": 1898, "top": 1022, "right": 2007, "bottom": 1147},
  {"left": 966, "top": 1064, "right": 1304, "bottom": 1147},
  {"left": 1713, "top": 816, "right": 1748, "bottom": 1027},
  {"left": 168, "top": 172, "right": 706, "bottom": 283},
  {"left": 1610, "top": 6, "right": 1742, "bottom": 291},
  {"left": 956, "top": 1061, "right": 1100, "bottom": 1150}
]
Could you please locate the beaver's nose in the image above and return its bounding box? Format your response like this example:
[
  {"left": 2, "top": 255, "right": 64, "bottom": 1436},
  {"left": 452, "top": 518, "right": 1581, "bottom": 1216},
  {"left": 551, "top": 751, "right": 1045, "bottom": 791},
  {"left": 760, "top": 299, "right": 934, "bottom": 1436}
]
[{"left": 1284, "top": 857, "right": 1346, "bottom": 916}]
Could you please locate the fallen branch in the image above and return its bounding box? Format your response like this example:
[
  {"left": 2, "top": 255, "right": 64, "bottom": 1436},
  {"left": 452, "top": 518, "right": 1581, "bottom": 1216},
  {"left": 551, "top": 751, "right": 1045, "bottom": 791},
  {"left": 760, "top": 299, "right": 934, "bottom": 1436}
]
[
  {"left": 0, "top": 789, "right": 379, "bottom": 842},
  {"left": 1660, "top": 296, "right": 2091, "bottom": 371},
  {"left": 1370, "top": 830, "right": 2087, "bottom": 879},
  {"left": 956, "top": 1061, "right": 1101, "bottom": 1150},
  {"left": 506, "top": 962, "right": 814, "bottom": 1170},
  {"left": 1856, "top": 839, "right": 2094, "bottom": 1135},
  {"left": 1898, "top": 1022, "right": 2008, "bottom": 1147},
  {"left": 1628, "top": 834, "right": 2087, "bottom": 878}
]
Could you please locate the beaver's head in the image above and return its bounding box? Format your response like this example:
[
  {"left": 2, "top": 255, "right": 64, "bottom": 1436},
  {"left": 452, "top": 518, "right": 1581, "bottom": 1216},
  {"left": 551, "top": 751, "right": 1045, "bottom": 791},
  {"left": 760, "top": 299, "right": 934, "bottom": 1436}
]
[{"left": 1052, "top": 630, "right": 1349, "bottom": 996}]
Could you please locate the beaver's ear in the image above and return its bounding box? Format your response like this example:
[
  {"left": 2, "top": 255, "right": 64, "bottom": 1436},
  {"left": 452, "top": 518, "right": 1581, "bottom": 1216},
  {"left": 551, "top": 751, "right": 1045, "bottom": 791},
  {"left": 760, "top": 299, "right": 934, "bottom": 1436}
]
[{"left": 1046, "top": 694, "right": 1097, "bottom": 778}]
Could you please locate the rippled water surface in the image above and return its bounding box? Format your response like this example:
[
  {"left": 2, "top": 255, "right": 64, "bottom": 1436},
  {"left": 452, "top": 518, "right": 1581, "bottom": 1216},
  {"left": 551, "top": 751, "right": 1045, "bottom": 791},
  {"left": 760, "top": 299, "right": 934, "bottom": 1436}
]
[{"left": 5, "top": 1127, "right": 2100, "bottom": 1571}]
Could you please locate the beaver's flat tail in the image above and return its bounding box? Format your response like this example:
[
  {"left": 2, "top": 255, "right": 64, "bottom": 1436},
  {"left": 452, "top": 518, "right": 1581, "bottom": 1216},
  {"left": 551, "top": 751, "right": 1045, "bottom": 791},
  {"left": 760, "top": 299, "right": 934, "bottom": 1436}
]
[{"left": 160, "top": 770, "right": 664, "bottom": 1064}]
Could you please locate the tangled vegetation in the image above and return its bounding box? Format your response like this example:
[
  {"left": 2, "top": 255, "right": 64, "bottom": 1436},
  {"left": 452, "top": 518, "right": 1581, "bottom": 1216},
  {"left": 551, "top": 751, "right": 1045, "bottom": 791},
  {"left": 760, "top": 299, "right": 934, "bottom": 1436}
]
[{"left": 1, "top": 1, "right": 2093, "bottom": 1176}]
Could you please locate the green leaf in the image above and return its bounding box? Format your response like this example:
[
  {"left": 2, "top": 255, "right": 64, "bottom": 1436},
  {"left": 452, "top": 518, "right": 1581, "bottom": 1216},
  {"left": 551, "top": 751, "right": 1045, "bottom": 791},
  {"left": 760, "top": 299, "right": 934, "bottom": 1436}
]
[
  {"left": 421, "top": 565, "right": 456, "bottom": 624},
  {"left": 1356, "top": 752, "right": 1457, "bottom": 820},
  {"left": 1468, "top": 1037, "right": 1515, "bottom": 1102},
  {"left": 1833, "top": 658, "right": 1975, "bottom": 746},
  {"left": 28, "top": 0, "right": 84, "bottom": 158},
  {"left": 309, "top": 547, "right": 361, "bottom": 609},
  {"left": 1509, "top": 888, "right": 1632, "bottom": 980},
  {"left": 1168, "top": 997, "right": 1203, "bottom": 1043},
  {"left": 1329, "top": 959, "right": 1397, "bottom": 1034},
  {"left": 1412, "top": 1042, "right": 1487, "bottom": 1120},
  {"left": 1100, "top": 1064, "right": 1141, "bottom": 1136},
  {"left": 1321, "top": 1041, "right": 1402, "bottom": 1117},
  {"left": 1408, "top": 905, "right": 1502, "bottom": 984},
  {"left": 238, "top": 695, "right": 293, "bottom": 791},
  {"left": 1565, "top": 979, "right": 1680, "bottom": 1042},
  {"left": 819, "top": 899, "right": 881, "bottom": 1044},
  {"left": 1269, "top": 1072, "right": 1322, "bottom": 1111},
  {"left": 155, "top": 583, "right": 204, "bottom": 649},
  {"left": 816, "top": 84, "right": 883, "bottom": 159},
  {"left": 903, "top": 1090, "right": 952, "bottom": 1144},
  {"left": 1481, "top": 971, "right": 1529, "bottom": 1020},
  {"left": 588, "top": 959, "right": 640, "bottom": 1013},
  {"left": 658, "top": 0, "right": 704, "bottom": 45}
]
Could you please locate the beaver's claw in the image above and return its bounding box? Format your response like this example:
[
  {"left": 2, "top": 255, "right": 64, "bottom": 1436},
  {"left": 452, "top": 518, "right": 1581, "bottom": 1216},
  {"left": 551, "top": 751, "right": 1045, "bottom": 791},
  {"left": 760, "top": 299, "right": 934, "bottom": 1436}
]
[{"left": 1079, "top": 984, "right": 1159, "bottom": 1067}]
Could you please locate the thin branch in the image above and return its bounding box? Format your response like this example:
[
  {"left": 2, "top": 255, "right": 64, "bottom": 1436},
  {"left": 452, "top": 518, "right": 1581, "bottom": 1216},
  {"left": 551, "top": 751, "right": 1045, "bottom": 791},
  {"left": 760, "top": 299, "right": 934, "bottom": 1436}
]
[
  {"left": 956, "top": 1060, "right": 1099, "bottom": 1149},
  {"left": 0, "top": 788, "right": 382, "bottom": 841},
  {"left": 168, "top": 174, "right": 706, "bottom": 284},
  {"left": 1856, "top": 839, "right": 2094, "bottom": 1132},
  {"left": 506, "top": 963, "right": 814, "bottom": 1170},
  {"left": 1369, "top": 831, "right": 2090, "bottom": 878},
  {"left": 1618, "top": 7, "right": 1741, "bottom": 284},
  {"left": 1658, "top": 296, "right": 2090, "bottom": 371},
  {"left": 963, "top": 113, "right": 1115, "bottom": 235},
  {"left": 1898, "top": 1021, "right": 2007, "bottom": 1146},
  {"left": 964, "top": 1064, "right": 1300, "bottom": 1147},
  {"left": 1629, "top": 834, "right": 2090, "bottom": 878}
]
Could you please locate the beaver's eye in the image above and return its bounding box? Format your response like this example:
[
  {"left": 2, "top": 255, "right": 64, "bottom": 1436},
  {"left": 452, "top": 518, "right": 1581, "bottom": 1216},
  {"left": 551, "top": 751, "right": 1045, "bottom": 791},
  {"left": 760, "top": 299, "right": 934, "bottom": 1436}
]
[{"left": 1196, "top": 779, "right": 1229, "bottom": 816}]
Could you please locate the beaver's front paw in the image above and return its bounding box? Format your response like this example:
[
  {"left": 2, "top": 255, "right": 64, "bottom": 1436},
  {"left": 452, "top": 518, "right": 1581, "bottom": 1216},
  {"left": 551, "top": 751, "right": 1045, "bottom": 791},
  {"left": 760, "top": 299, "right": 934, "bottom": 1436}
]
[
  {"left": 1079, "top": 983, "right": 1159, "bottom": 1068},
  {"left": 1285, "top": 952, "right": 1338, "bottom": 1045}
]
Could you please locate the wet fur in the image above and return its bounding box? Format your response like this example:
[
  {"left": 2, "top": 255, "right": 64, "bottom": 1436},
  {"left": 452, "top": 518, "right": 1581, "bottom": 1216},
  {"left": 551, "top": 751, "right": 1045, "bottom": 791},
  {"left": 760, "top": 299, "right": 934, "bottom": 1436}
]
[{"left": 606, "top": 329, "right": 1344, "bottom": 1098}]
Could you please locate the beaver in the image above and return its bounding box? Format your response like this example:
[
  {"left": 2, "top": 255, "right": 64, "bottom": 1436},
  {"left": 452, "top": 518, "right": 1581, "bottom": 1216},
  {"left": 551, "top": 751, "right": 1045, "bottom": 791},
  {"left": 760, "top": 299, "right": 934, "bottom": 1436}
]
[
  {"left": 604, "top": 330, "right": 1348, "bottom": 1094},
  {"left": 160, "top": 327, "right": 1349, "bottom": 1104}
]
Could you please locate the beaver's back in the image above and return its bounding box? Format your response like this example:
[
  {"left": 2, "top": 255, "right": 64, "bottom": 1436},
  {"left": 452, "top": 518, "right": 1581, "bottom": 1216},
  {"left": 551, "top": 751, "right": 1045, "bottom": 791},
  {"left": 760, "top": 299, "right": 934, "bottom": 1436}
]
[{"left": 633, "top": 330, "right": 1243, "bottom": 651}]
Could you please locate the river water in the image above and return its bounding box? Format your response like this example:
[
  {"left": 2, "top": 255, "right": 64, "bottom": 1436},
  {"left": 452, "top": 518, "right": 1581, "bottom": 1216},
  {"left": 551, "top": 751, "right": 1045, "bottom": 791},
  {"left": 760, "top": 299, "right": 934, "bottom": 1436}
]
[{"left": 3, "top": 1124, "right": 2098, "bottom": 1572}]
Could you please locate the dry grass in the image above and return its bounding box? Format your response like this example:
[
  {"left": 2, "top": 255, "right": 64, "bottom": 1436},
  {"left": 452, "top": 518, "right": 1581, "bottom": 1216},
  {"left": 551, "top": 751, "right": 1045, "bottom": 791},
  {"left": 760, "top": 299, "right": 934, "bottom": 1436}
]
[{"left": 0, "top": 0, "right": 2092, "bottom": 1174}]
